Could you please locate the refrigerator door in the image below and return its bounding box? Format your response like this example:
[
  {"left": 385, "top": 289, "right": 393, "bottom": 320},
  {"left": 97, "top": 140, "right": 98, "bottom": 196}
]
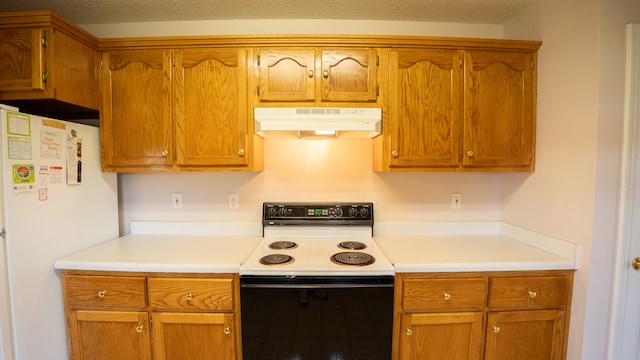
[
  {"left": 0, "top": 105, "right": 119, "bottom": 360},
  {"left": 0, "top": 106, "right": 14, "bottom": 360}
]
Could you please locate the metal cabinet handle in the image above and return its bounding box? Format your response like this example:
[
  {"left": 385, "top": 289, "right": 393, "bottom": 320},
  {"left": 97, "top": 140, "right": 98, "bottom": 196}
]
[
  {"left": 186, "top": 293, "right": 193, "bottom": 301},
  {"left": 492, "top": 325, "right": 500, "bottom": 333},
  {"left": 97, "top": 290, "right": 106, "bottom": 298},
  {"left": 323, "top": 70, "right": 329, "bottom": 78},
  {"left": 224, "top": 327, "right": 231, "bottom": 335},
  {"left": 467, "top": 150, "right": 474, "bottom": 157},
  {"left": 443, "top": 293, "right": 452, "bottom": 301},
  {"left": 392, "top": 150, "right": 399, "bottom": 157},
  {"left": 633, "top": 257, "right": 640, "bottom": 270},
  {"left": 308, "top": 70, "right": 314, "bottom": 78},
  {"left": 528, "top": 290, "right": 537, "bottom": 299},
  {"left": 405, "top": 328, "right": 413, "bottom": 336},
  {"left": 136, "top": 325, "right": 144, "bottom": 333},
  {"left": 162, "top": 150, "right": 169, "bottom": 157},
  {"left": 238, "top": 149, "right": 245, "bottom": 156}
]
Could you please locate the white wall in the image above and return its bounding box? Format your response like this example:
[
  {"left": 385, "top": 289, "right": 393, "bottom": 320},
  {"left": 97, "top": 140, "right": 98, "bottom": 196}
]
[
  {"left": 119, "top": 139, "right": 502, "bottom": 235},
  {"left": 503, "top": 0, "right": 640, "bottom": 359}
]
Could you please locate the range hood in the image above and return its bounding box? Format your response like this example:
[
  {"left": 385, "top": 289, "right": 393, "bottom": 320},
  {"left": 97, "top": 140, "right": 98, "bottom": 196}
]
[{"left": 254, "top": 107, "right": 382, "bottom": 139}]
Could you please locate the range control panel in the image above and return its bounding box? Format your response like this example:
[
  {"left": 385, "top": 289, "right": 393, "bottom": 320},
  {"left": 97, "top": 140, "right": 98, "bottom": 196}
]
[{"left": 263, "top": 202, "right": 373, "bottom": 226}]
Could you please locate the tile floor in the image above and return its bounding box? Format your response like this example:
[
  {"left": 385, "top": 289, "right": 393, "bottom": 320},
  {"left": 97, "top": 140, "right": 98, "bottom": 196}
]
[{"left": 241, "top": 287, "right": 393, "bottom": 360}]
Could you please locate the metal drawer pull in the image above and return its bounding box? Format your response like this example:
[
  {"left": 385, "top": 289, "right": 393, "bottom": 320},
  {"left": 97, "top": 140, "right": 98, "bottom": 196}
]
[
  {"left": 97, "top": 290, "right": 106, "bottom": 298},
  {"left": 323, "top": 70, "right": 329, "bottom": 78},
  {"left": 405, "top": 328, "right": 413, "bottom": 336},
  {"left": 467, "top": 150, "right": 474, "bottom": 157},
  {"left": 308, "top": 70, "right": 314, "bottom": 78},
  {"left": 492, "top": 325, "right": 500, "bottom": 333},
  {"left": 186, "top": 293, "right": 193, "bottom": 301},
  {"left": 136, "top": 325, "right": 144, "bottom": 333},
  {"left": 528, "top": 290, "right": 537, "bottom": 299},
  {"left": 392, "top": 150, "right": 399, "bottom": 157},
  {"left": 224, "top": 327, "right": 231, "bottom": 335},
  {"left": 443, "top": 293, "right": 452, "bottom": 301}
]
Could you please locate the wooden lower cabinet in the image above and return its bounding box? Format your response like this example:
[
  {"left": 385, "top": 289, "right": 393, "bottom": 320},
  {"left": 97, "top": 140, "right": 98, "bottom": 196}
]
[
  {"left": 152, "top": 312, "right": 236, "bottom": 360},
  {"left": 484, "top": 309, "right": 565, "bottom": 360},
  {"left": 68, "top": 310, "right": 151, "bottom": 360},
  {"left": 394, "top": 271, "right": 573, "bottom": 360},
  {"left": 399, "top": 312, "right": 484, "bottom": 360},
  {"left": 61, "top": 271, "right": 241, "bottom": 360}
]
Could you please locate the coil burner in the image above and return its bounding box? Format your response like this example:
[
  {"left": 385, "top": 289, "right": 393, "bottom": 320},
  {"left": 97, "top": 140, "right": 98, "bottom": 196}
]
[
  {"left": 330, "top": 252, "right": 375, "bottom": 266},
  {"left": 338, "top": 241, "right": 367, "bottom": 250},
  {"left": 268, "top": 241, "right": 298, "bottom": 250},
  {"left": 259, "top": 254, "right": 294, "bottom": 266}
]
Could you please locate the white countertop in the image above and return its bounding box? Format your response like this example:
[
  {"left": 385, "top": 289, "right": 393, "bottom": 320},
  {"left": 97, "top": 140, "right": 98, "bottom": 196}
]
[
  {"left": 374, "top": 234, "right": 575, "bottom": 272},
  {"left": 54, "top": 234, "right": 262, "bottom": 273},
  {"left": 54, "top": 221, "right": 578, "bottom": 274}
]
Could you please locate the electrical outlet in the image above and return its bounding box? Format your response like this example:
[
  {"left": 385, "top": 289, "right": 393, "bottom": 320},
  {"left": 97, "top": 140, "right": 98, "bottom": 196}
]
[
  {"left": 172, "top": 192, "right": 183, "bottom": 209},
  {"left": 451, "top": 193, "right": 462, "bottom": 209},
  {"left": 228, "top": 193, "right": 239, "bottom": 210}
]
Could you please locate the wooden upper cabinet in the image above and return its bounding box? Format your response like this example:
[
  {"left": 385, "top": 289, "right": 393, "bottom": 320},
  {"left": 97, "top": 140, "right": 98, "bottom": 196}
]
[
  {"left": 258, "top": 49, "right": 315, "bottom": 101},
  {"left": 320, "top": 49, "right": 378, "bottom": 102},
  {"left": 387, "top": 48, "right": 462, "bottom": 170},
  {"left": 100, "top": 49, "right": 173, "bottom": 170},
  {"left": 0, "top": 11, "right": 100, "bottom": 117},
  {"left": 463, "top": 50, "right": 536, "bottom": 171},
  {"left": 0, "top": 27, "right": 46, "bottom": 93},
  {"left": 257, "top": 48, "right": 378, "bottom": 103},
  {"left": 174, "top": 48, "right": 249, "bottom": 168}
]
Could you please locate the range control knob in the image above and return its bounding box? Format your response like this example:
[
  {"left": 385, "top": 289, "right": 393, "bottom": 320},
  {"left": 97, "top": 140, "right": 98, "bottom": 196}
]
[
  {"left": 348, "top": 207, "right": 358, "bottom": 217},
  {"left": 360, "top": 207, "right": 370, "bottom": 218},
  {"left": 266, "top": 207, "right": 277, "bottom": 217},
  {"left": 277, "top": 207, "right": 288, "bottom": 216},
  {"left": 333, "top": 208, "right": 344, "bottom": 217}
]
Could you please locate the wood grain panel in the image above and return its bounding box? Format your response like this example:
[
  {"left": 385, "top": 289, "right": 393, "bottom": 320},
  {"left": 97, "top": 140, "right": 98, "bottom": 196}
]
[
  {"left": 402, "top": 277, "right": 487, "bottom": 311},
  {"left": 488, "top": 275, "right": 569, "bottom": 309},
  {"left": 148, "top": 278, "right": 234, "bottom": 311},
  {"left": 65, "top": 275, "right": 147, "bottom": 309}
]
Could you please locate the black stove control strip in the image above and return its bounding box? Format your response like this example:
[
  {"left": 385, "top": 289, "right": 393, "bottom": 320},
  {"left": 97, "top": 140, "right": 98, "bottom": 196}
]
[
  {"left": 263, "top": 202, "right": 374, "bottom": 226},
  {"left": 239, "top": 275, "right": 393, "bottom": 288}
]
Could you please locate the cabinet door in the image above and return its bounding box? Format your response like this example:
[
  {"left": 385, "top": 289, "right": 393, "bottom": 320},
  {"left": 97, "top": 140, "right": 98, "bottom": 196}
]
[
  {"left": 0, "top": 27, "right": 46, "bottom": 92},
  {"left": 101, "top": 50, "right": 173, "bottom": 170},
  {"left": 399, "top": 312, "right": 483, "bottom": 360},
  {"left": 485, "top": 310, "right": 565, "bottom": 360},
  {"left": 258, "top": 49, "right": 315, "bottom": 101},
  {"left": 463, "top": 51, "right": 535, "bottom": 170},
  {"left": 389, "top": 49, "right": 462, "bottom": 169},
  {"left": 320, "top": 49, "right": 378, "bottom": 101},
  {"left": 152, "top": 312, "right": 237, "bottom": 360},
  {"left": 68, "top": 310, "right": 151, "bottom": 360},
  {"left": 174, "top": 48, "right": 249, "bottom": 167}
]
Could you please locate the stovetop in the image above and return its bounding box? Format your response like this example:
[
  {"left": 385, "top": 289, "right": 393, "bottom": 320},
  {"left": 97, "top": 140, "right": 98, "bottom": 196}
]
[{"left": 239, "top": 202, "right": 394, "bottom": 276}]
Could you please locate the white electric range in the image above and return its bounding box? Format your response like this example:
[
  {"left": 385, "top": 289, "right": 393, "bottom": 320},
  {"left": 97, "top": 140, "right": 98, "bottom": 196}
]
[{"left": 239, "top": 202, "right": 394, "bottom": 284}]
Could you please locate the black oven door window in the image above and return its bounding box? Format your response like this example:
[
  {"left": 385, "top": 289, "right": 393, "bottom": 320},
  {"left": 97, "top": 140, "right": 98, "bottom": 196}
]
[{"left": 240, "top": 286, "right": 393, "bottom": 359}]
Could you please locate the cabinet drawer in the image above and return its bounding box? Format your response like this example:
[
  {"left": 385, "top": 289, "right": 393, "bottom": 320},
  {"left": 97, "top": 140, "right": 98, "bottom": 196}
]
[
  {"left": 402, "top": 278, "right": 487, "bottom": 311},
  {"left": 148, "top": 278, "right": 234, "bottom": 311},
  {"left": 65, "top": 275, "right": 147, "bottom": 309},
  {"left": 488, "top": 275, "right": 569, "bottom": 309}
]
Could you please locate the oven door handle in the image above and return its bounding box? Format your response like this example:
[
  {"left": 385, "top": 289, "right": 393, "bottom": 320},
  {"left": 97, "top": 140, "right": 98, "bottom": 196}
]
[{"left": 240, "top": 275, "right": 394, "bottom": 288}]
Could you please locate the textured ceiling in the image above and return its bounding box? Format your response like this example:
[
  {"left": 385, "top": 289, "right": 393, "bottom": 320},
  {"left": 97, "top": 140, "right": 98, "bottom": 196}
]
[{"left": 0, "top": 0, "right": 533, "bottom": 25}]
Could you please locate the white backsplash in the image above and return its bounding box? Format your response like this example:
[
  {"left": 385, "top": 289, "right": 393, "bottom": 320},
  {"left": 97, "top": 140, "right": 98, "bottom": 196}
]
[{"left": 118, "top": 139, "right": 503, "bottom": 235}]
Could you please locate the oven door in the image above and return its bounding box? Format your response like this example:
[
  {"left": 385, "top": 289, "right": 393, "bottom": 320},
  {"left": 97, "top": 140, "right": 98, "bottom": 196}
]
[{"left": 240, "top": 275, "right": 394, "bottom": 359}]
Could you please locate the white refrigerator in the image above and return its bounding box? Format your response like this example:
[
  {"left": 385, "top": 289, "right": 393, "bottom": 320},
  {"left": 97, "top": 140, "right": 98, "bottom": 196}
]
[{"left": 0, "top": 104, "right": 119, "bottom": 359}]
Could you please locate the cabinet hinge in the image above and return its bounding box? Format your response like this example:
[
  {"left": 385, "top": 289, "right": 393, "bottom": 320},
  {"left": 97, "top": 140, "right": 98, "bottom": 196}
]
[
  {"left": 376, "top": 85, "right": 379, "bottom": 97},
  {"left": 42, "top": 71, "right": 48, "bottom": 83},
  {"left": 257, "top": 54, "right": 261, "bottom": 66},
  {"left": 100, "top": 60, "right": 103, "bottom": 70},
  {"left": 172, "top": 56, "right": 176, "bottom": 67},
  {"left": 376, "top": 55, "right": 379, "bottom": 66},
  {"left": 41, "top": 35, "right": 48, "bottom": 48},
  {"left": 459, "top": 56, "right": 463, "bottom": 68},
  {"left": 257, "top": 85, "right": 260, "bottom": 97},
  {"left": 531, "top": 60, "right": 534, "bottom": 70}
]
